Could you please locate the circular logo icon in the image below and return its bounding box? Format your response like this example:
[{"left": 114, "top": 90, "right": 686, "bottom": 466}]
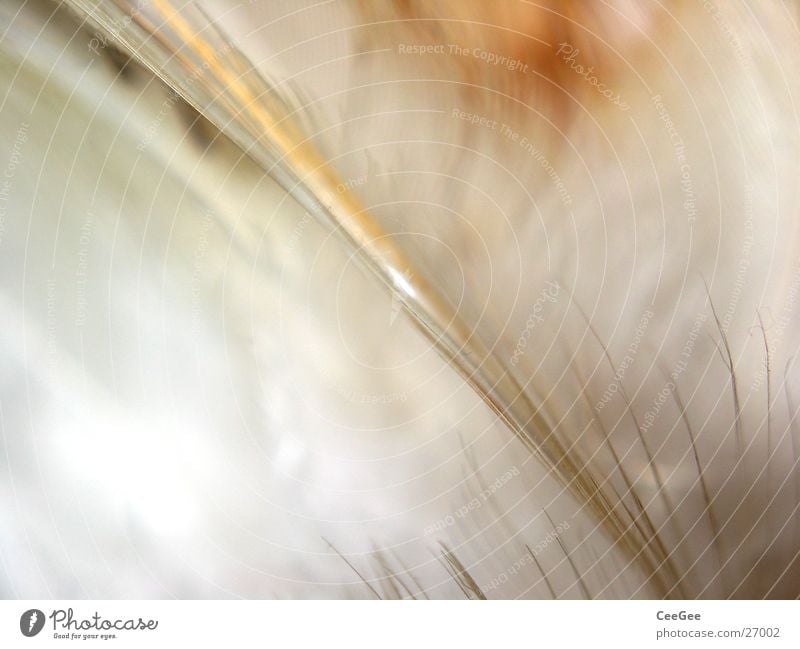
[{"left": 20, "top": 609, "right": 45, "bottom": 637}]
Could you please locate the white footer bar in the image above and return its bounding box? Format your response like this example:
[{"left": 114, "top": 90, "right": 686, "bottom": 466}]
[{"left": 0, "top": 600, "right": 796, "bottom": 648}]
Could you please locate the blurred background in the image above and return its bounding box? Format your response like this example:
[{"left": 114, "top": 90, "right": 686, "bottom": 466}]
[{"left": 1, "top": 0, "right": 799, "bottom": 598}]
